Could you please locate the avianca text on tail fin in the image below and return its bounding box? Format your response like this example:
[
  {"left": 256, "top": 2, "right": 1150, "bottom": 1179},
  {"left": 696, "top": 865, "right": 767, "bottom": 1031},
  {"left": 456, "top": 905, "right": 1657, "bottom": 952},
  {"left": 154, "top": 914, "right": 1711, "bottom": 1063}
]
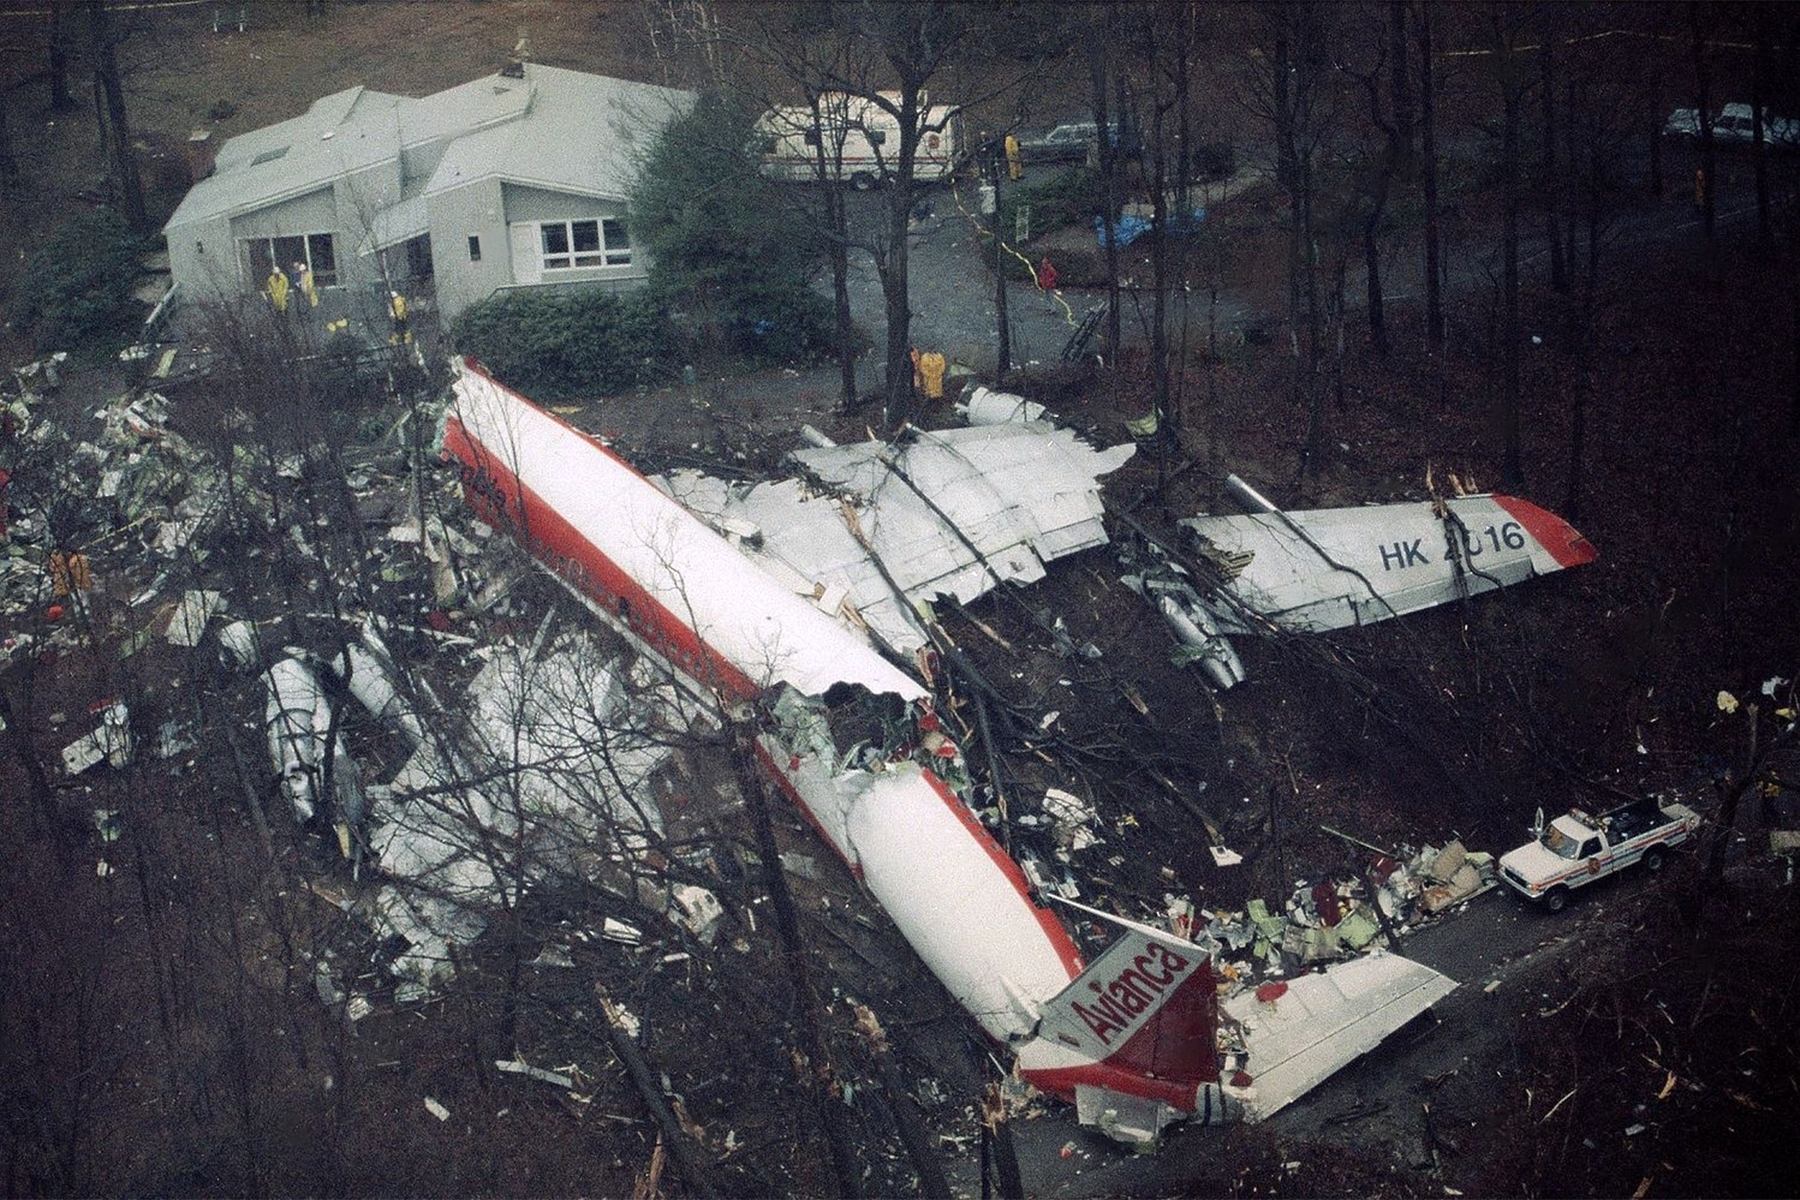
[{"left": 1018, "top": 918, "right": 1227, "bottom": 1140}]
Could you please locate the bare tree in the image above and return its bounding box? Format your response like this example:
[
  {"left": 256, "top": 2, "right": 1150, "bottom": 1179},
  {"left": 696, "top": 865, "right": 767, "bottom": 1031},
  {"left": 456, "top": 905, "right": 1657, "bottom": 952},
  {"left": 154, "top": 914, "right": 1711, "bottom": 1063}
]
[
  {"left": 1089, "top": 16, "right": 1124, "bottom": 363},
  {"left": 48, "top": 2, "right": 77, "bottom": 112},
  {"left": 85, "top": 0, "right": 147, "bottom": 234},
  {"left": 1540, "top": 7, "right": 1570, "bottom": 295},
  {"left": 1688, "top": 0, "right": 1716, "bottom": 241},
  {"left": 1750, "top": 4, "right": 1773, "bottom": 248},
  {"left": 1490, "top": 4, "right": 1529, "bottom": 487},
  {"left": 1242, "top": 1, "right": 1334, "bottom": 483},
  {"left": 0, "top": 83, "right": 17, "bottom": 191},
  {"left": 1418, "top": 0, "right": 1444, "bottom": 347},
  {"left": 823, "top": 1, "right": 986, "bottom": 428}
]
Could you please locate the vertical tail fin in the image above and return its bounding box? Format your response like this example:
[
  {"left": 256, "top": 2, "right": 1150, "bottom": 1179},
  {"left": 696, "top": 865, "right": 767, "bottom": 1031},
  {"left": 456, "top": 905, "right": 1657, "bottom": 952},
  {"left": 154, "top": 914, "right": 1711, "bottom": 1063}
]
[{"left": 1020, "top": 923, "right": 1220, "bottom": 1112}]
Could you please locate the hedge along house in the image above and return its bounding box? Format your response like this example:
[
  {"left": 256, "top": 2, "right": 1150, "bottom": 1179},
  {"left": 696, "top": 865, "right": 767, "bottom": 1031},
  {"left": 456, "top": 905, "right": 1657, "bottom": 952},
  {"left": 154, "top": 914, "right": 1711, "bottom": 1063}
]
[{"left": 163, "top": 63, "right": 694, "bottom": 332}]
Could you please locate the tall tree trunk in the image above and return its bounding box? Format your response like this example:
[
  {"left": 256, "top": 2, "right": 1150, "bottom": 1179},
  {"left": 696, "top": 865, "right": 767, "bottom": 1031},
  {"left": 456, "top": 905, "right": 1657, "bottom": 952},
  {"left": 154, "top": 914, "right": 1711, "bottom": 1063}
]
[
  {"left": 1419, "top": 0, "right": 1444, "bottom": 348},
  {"left": 1364, "top": 185, "right": 1389, "bottom": 355},
  {"left": 1564, "top": 73, "right": 1579, "bottom": 276},
  {"left": 1690, "top": 1, "right": 1715, "bottom": 240},
  {"left": 826, "top": 191, "right": 858, "bottom": 411},
  {"left": 1648, "top": 70, "right": 1663, "bottom": 195},
  {"left": 1275, "top": 33, "right": 1303, "bottom": 402},
  {"left": 1500, "top": 28, "right": 1524, "bottom": 488},
  {"left": 48, "top": 2, "right": 75, "bottom": 112},
  {"left": 1567, "top": 137, "right": 1602, "bottom": 520},
  {"left": 1090, "top": 25, "right": 1121, "bottom": 361},
  {"left": 879, "top": 86, "right": 922, "bottom": 430},
  {"left": 1389, "top": 0, "right": 1413, "bottom": 164},
  {"left": 1751, "top": 5, "right": 1772, "bottom": 247},
  {"left": 0, "top": 86, "right": 18, "bottom": 188},
  {"left": 1147, "top": 18, "right": 1172, "bottom": 447},
  {"left": 989, "top": 151, "right": 1011, "bottom": 373},
  {"left": 727, "top": 716, "right": 862, "bottom": 1199},
  {"left": 1542, "top": 31, "right": 1569, "bottom": 294},
  {"left": 87, "top": 0, "right": 147, "bottom": 234}
]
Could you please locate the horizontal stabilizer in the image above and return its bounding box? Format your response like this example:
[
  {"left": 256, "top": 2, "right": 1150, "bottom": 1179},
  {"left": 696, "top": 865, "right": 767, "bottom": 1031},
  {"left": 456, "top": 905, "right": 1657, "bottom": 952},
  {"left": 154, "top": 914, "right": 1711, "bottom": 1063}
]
[
  {"left": 1183, "top": 493, "right": 1596, "bottom": 635},
  {"left": 1222, "top": 952, "right": 1457, "bottom": 1121}
]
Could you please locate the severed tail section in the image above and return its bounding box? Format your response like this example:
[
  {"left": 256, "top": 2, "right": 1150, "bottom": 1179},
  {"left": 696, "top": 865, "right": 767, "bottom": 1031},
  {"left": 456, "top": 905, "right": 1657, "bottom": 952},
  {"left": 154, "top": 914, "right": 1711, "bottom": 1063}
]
[{"left": 1018, "top": 921, "right": 1227, "bottom": 1143}]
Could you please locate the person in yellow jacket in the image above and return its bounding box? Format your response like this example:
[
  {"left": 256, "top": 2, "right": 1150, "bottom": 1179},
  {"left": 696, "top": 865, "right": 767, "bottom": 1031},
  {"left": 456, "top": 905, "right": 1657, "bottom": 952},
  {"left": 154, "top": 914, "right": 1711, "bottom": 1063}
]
[
  {"left": 295, "top": 261, "right": 319, "bottom": 307},
  {"left": 919, "top": 351, "right": 946, "bottom": 401},
  {"left": 388, "top": 290, "right": 411, "bottom": 345},
  {"left": 266, "top": 266, "right": 290, "bottom": 312},
  {"left": 1004, "top": 132, "right": 1022, "bottom": 181}
]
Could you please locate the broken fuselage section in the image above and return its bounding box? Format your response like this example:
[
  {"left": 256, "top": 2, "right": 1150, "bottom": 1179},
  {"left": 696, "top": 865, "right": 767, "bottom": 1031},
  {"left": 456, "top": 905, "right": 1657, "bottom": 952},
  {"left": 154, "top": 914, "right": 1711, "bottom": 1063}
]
[{"left": 442, "top": 359, "right": 1226, "bottom": 1140}]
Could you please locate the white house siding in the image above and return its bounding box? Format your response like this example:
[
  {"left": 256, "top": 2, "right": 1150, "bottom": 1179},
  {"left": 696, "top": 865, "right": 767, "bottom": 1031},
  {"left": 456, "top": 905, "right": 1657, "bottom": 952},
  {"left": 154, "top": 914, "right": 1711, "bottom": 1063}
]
[
  {"left": 429, "top": 181, "right": 648, "bottom": 323},
  {"left": 425, "top": 177, "right": 510, "bottom": 321},
  {"left": 227, "top": 187, "right": 340, "bottom": 288}
]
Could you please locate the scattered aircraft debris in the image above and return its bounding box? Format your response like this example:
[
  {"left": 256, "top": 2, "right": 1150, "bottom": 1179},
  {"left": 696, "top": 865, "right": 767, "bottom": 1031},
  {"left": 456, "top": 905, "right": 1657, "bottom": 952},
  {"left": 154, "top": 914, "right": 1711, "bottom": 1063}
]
[
  {"left": 262, "top": 655, "right": 365, "bottom": 828},
  {"left": 443, "top": 358, "right": 1462, "bottom": 1146},
  {"left": 662, "top": 415, "right": 1131, "bottom": 657},
  {"left": 963, "top": 389, "right": 1595, "bottom": 687},
  {"left": 62, "top": 701, "right": 133, "bottom": 775}
]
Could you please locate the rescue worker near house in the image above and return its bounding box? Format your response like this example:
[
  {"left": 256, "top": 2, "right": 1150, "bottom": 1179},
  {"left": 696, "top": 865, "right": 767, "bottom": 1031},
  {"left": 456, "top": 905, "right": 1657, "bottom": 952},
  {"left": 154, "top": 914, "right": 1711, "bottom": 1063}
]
[
  {"left": 266, "top": 265, "right": 290, "bottom": 313},
  {"left": 1005, "top": 132, "right": 1022, "bottom": 181},
  {"left": 296, "top": 260, "right": 319, "bottom": 308},
  {"left": 1036, "top": 256, "right": 1059, "bottom": 312},
  {"left": 388, "top": 290, "right": 411, "bottom": 345}
]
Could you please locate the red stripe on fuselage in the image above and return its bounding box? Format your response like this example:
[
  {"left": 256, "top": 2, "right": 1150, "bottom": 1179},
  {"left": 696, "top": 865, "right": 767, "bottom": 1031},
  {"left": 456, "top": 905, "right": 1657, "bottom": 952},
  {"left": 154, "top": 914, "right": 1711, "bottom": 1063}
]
[
  {"left": 443, "top": 416, "right": 761, "bottom": 701},
  {"left": 916, "top": 768, "right": 1087, "bottom": 981}
]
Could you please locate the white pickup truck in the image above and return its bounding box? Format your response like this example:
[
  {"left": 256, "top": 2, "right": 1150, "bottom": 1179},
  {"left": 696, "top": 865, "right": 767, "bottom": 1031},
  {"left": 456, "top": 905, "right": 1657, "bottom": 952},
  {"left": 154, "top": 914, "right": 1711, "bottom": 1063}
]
[{"left": 1500, "top": 797, "right": 1700, "bottom": 913}]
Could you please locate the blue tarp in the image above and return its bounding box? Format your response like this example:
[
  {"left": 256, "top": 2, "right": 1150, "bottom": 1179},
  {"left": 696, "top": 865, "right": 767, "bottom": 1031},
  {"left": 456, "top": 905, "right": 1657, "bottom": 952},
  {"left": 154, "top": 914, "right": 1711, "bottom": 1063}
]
[{"left": 1096, "top": 208, "right": 1205, "bottom": 247}]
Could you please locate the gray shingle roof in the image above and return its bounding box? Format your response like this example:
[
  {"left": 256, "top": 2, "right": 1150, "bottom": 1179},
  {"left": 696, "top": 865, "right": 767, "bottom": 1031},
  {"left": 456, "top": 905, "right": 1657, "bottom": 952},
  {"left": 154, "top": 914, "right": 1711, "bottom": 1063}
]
[{"left": 166, "top": 65, "right": 693, "bottom": 233}]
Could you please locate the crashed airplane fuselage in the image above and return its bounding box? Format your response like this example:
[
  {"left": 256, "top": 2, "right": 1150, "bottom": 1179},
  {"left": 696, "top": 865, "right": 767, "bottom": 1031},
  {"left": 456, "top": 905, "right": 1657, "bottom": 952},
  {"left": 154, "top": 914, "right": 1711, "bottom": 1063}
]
[
  {"left": 442, "top": 360, "right": 1458, "bottom": 1142},
  {"left": 444, "top": 359, "right": 1226, "bottom": 1135}
]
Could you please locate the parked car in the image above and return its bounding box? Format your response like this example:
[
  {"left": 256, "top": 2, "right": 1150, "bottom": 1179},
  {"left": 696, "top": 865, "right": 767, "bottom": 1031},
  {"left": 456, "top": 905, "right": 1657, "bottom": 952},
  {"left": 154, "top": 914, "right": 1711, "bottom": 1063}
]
[
  {"left": 1714, "top": 102, "right": 1800, "bottom": 147},
  {"left": 1664, "top": 103, "right": 1800, "bottom": 148},
  {"left": 1016, "top": 120, "right": 1119, "bottom": 164}
]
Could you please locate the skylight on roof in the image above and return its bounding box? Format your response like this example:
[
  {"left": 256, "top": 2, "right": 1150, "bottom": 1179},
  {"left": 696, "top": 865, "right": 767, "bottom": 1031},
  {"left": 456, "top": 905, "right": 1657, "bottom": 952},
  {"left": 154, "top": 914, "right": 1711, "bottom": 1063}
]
[{"left": 251, "top": 146, "right": 290, "bottom": 165}]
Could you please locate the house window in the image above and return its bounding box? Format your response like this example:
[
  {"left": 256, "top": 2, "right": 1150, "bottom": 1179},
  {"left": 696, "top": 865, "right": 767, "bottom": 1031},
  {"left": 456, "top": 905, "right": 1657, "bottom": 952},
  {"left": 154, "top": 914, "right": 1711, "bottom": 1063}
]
[
  {"left": 467, "top": 234, "right": 482, "bottom": 262},
  {"left": 242, "top": 231, "right": 338, "bottom": 287},
  {"left": 539, "top": 218, "right": 631, "bottom": 270}
]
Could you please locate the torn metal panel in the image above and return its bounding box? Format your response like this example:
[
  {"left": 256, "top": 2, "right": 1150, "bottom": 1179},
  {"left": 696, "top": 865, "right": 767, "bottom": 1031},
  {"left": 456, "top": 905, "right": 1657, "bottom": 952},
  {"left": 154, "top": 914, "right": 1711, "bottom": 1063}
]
[
  {"left": 62, "top": 702, "right": 134, "bottom": 775},
  {"left": 665, "top": 422, "right": 1133, "bottom": 655},
  {"left": 327, "top": 624, "right": 427, "bottom": 750},
  {"left": 368, "top": 629, "right": 669, "bottom": 905},
  {"left": 166, "top": 589, "right": 224, "bottom": 648},
  {"left": 1183, "top": 494, "right": 1597, "bottom": 636},
  {"left": 263, "top": 656, "right": 365, "bottom": 826},
  {"left": 1121, "top": 546, "right": 1246, "bottom": 689},
  {"left": 959, "top": 385, "right": 1047, "bottom": 427},
  {"left": 372, "top": 884, "right": 487, "bottom": 989},
  {"left": 1221, "top": 951, "right": 1458, "bottom": 1122}
]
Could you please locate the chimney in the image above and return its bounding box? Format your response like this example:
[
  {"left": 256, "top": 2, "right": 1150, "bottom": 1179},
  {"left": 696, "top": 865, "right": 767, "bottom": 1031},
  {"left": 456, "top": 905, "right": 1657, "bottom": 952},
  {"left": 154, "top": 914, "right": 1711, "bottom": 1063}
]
[{"left": 186, "top": 129, "right": 216, "bottom": 183}]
